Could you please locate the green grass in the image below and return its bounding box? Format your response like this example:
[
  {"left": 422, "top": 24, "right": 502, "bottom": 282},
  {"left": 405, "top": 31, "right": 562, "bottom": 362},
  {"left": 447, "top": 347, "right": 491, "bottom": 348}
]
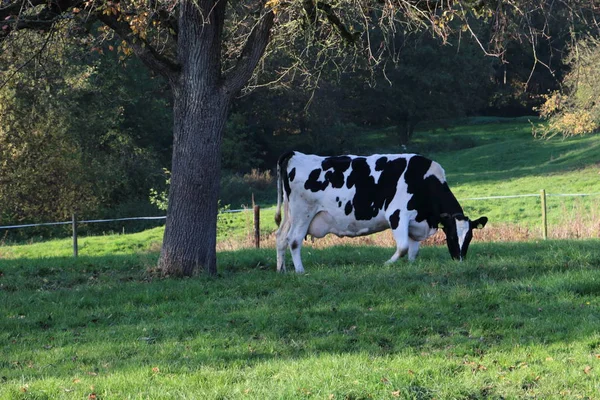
[
  {"left": 2, "top": 241, "right": 600, "bottom": 398},
  {"left": 4, "top": 116, "right": 600, "bottom": 245},
  {"left": 0, "top": 228, "right": 164, "bottom": 259}
]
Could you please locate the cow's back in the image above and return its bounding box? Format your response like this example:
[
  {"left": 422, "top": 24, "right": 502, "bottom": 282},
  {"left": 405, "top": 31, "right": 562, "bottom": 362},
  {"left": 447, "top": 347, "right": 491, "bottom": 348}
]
[{"left": 284, "top": 152, "right": 441, "bottom": 223}]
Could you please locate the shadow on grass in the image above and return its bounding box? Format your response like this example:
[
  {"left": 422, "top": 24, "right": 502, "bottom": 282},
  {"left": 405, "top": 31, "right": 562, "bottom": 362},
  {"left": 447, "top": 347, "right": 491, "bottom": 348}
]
[{"left": 1, "top": 240, "right": 600, "bottom": 376}]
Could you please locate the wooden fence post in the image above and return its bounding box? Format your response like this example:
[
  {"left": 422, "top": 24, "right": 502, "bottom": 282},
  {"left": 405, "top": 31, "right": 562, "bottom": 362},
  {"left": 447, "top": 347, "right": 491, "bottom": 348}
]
[
  {"left": 253, "top": 205, "right": 260, "bottom": 249},
  {"left": 540, "top": 189, "right": 548, "bottom": 240},
  {"left": 72, "top": 213, "right": 79, "bottom": 257}
]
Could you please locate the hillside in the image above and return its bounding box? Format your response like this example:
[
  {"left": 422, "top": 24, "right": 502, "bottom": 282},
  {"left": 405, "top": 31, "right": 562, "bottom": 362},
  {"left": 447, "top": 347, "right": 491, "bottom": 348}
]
[
  {"left": 408, "top": 117, "right": 600, "bottom": 232},
  {"left": 266, "top": 116, "right": 600, "bottom": 236},
  {"left": 1, "top": 117, "right": 599, "bottom": 259}
]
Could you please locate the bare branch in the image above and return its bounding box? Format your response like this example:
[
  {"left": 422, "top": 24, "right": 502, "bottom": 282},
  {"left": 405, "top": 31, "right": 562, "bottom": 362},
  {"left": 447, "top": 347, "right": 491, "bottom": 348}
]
[
  {"left": 0, "top": 0, "right": 79, "bottom": 38},
  {"left": 0, "top": 26, "right": 56, "bottom": 91},
  {"left": 223, "top": 8, "right": 275, "bottom": 96},
  {"left": 313, "top": 1, "right": 360, "bottom": 44}
]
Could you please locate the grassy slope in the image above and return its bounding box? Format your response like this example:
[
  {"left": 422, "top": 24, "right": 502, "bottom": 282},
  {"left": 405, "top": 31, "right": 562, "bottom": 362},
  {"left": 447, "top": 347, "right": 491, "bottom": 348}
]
[
  {"left": 402, "top": 117, "right": 600, "bottom": 229},
  {"left": 220, "top": 117, "right": 600, "bottom": 241}
]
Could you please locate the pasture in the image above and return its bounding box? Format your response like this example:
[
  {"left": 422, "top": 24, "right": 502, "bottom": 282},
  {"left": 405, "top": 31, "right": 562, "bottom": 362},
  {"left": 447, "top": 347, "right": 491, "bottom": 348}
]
[
  {"left": 1, "top": 117, "right": 600, "bottom": 398},
  {"left": 2, "top": 241, "right": 600, "bottom": 399}
]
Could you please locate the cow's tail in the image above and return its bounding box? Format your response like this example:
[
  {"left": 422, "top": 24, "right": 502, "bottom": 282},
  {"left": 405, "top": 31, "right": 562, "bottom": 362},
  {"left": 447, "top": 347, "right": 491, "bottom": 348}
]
[{"left": 275, "top": 151, "right": 294, "bottom": 227}]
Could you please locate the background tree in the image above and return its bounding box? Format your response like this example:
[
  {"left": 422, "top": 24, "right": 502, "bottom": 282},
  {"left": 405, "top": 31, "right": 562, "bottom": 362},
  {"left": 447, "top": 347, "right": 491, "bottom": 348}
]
[
  {"left": 536, "top": 37, "right": 600, "bottom": 137},
  {"left": 0, "top": 24, "right": 172, "bottom": 235}
]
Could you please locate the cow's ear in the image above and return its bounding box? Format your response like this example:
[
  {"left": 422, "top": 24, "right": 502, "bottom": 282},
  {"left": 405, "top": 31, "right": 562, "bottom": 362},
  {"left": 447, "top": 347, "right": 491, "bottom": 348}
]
[{"left": 470, "top": 216, "right": 488, "bottom": 230}]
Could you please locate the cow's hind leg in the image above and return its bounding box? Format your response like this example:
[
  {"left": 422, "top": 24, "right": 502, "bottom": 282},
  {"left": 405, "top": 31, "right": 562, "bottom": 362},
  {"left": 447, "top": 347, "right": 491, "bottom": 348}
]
[
  {"left": 385, "top": 214, "right": 411, "bottom": 265},
  {"left": 286, "top": 215, "right": 315, "bottom": 274},
  {"left": 276, "top": 231, "right": 288, "bottom": 273},
  {"left": 289, "top": 237, "right": 305, "bottom": 274},
  {"left": 276, "top": 216, "right": 291, "bottom": 273},
  {"left": 407, "top": 238, "right": 420, "bottom": 261}
]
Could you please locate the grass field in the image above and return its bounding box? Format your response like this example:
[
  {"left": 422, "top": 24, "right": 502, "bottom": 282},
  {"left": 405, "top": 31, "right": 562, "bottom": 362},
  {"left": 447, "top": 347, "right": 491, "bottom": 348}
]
[
  {"left": 2, "top": 240, "right": 600, "bottom": 399},
  {"left": 1, "top": 117, "right": 600, "bottom": 398}
]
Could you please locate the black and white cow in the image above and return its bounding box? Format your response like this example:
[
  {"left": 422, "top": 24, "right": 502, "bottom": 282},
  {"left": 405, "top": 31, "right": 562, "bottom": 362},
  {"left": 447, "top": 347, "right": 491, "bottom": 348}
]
[{"left": 274, "top": 151, "right": 488, "bottom": 273}]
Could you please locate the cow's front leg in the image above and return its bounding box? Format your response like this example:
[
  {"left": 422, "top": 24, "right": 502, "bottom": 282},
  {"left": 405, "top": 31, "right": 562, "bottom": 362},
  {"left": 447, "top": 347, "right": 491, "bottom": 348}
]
[
  {"left": 289, "top": 238, "right": 305, "bottom": 274},
  {"left": 407, "top": 238, "right": 420, "bottom": 261}
]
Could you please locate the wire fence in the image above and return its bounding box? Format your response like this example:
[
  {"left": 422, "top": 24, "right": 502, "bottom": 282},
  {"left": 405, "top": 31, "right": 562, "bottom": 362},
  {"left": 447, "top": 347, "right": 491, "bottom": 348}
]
[{"left": 1, "top": 190, "right": 599, "bottom": 256}]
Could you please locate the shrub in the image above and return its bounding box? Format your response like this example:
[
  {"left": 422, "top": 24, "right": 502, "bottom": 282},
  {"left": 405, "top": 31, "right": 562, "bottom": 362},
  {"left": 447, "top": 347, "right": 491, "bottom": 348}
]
[{"left": 534, "top": 38, "right": 600, "bottom": 138}]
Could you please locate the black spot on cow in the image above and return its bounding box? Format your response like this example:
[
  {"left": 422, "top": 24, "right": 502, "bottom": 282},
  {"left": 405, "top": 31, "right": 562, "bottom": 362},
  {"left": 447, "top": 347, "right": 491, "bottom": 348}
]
[
  {"left": 289, "top": 168, "right": 296, "bottom": 182},
  {"left": 278, "top": 151, "right": 295, "bottom": 197},
  {"left": 405, "top": 155, "right": 463, "bottom": 226},
  {"left": 377, "top": 158, "right": 408, "bottom": 210},
  {"left": 304, "top": 168, "right": 328, "bottom": 192},
  {"left": 346, "top": 157, "right": 407, "bottom": 220},
  {"left": 404, "top": 155, "right": 432, "bottom": 190},
  {"left": 336, "top": 197, "right": 339, "bottom": 202},
  {"left": 291, "top": 240, "right": 298, "bottom": 250},
  {"left": 345, "top": 201, "right": 353, "bottom": 215},
  {"left": 304, "top": 156, "right": 352, "bottom": 192},
  {"left": 322, "top": 156, "right": 352, "bottom": 188},
  {"left": 375, "top": 156, "right": 388, "bottom": 171},
  {"left": 389, "top": 209, "right": 401, "bottom": 230}
]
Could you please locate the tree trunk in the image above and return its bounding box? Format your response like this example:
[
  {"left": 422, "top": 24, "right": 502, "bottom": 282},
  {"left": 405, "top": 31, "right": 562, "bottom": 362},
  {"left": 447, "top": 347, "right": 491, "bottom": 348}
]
[
  {"left": 157, "top": 1, "right": 229, "bottom": 276},
  {"left": 154, "top": 0, "right": 273, "bottom": 276},
  {"left": 397, "top": 118, "right": 418, "bottom": 147},
  {"left": 157, "top": 87, "right": 229, "bottom": 276},
  {"left": 396, "top": 119, "right": 410, "bottom": 146}
]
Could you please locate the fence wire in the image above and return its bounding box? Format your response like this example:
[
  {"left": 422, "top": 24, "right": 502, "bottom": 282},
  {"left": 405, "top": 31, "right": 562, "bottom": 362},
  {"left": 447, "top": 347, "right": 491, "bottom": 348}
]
[{"left": 1, "top": 191, "right": 600, "bottom": 231}]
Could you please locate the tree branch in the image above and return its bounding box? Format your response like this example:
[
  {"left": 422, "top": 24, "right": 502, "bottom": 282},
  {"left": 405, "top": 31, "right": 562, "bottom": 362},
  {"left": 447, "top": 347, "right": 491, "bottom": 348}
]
[
  {"left": 147, "top": 0, "right": 179, "bottom": 39},
  {"left": 303, "top": 0, "right": 359, "bottom": 45},
  {"left": 315, "top": 2, "right": 360, "bottom": 44},
  {"left": 96, "top": 13, "right": 180, "bottom": 83},
  {"left": 1, "top": 0, "right": 180, "bottom": 82},
  {"left": 0, "top": 26, "right": 56, "bottom": 91},
  {"left": 0, "top": 0, "right": 77, "bottom": 38},
  {"left": 223, "top": 9, "right": 275, "bottom": 96}
]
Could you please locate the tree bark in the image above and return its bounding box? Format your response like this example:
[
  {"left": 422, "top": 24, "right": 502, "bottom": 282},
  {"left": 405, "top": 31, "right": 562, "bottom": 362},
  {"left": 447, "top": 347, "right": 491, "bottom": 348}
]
[
  {"left": 157, "top": 0, "right": 274, "bottom": 276},
  {"left": 157, "top": 85, "right": 230, "bottom": 276},
  {"left": 157, "top": 0, "right": 228, "bottom": 276}
]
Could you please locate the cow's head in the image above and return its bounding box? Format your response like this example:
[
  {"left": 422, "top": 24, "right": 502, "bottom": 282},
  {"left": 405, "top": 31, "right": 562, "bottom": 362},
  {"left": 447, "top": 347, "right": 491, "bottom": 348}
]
[{"left": 439, "top": 213, "right": 488, "bottom": 260}]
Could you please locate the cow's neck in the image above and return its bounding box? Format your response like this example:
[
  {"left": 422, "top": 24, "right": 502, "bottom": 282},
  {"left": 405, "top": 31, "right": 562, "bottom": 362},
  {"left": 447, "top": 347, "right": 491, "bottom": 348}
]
[{"left": 437, "top": 183, "right": 464, "bottom": 217}]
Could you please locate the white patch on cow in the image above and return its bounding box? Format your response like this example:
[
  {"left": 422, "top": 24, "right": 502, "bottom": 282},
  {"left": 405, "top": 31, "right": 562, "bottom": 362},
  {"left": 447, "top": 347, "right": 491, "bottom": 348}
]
[
  {"left": 456, "top": 219, "right": 470, "bottom": 252},
  {"left": 366, "top": 157, "right": 383, "bottom": 182},
  {"left": 423, "top": 161, "right": 446, "bottom": 183},
  {"left": 409, "top": 219, "right": 437, "bottom": 241}
]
